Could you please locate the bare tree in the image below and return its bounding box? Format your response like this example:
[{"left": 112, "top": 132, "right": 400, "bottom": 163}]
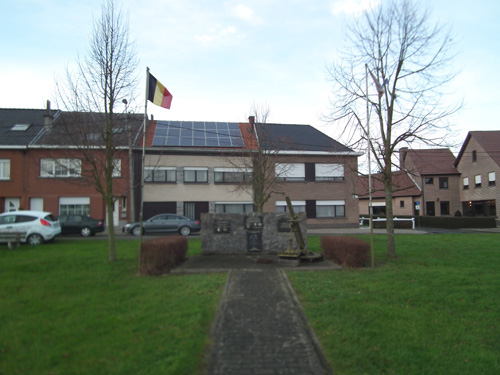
[
  {"left": 225, "top": 103, "right": 293, "bottom": 213},
  {"left": 326, "top": 0, "right": 460, "bottom": 257},
  {"left": 55, "top": 0, "right": 139, "bottom": 261}
]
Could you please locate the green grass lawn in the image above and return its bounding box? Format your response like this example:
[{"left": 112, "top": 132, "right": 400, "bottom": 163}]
[
  {"left": 0, "top": 239, "right": 226, "bottom": 375},
  {"left": 288, "top": 234, "right": 500, "bottom": 375}
]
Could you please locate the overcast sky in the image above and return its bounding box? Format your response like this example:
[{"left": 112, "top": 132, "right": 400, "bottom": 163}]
[{"left": 1, "top": 0, "right": 499, "bottom": 153}]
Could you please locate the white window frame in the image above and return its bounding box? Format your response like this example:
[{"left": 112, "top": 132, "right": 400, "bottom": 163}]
[
  {"left": 215, "top": 202, "right": 254, "bottom": 214},
  {"left": 275, "top": 200, "right": 306, "bottom": 213},
  {"left": 59, "top": 197, "right": 90, "bottom": 215},
  {"left": 112, "top": 159, "right": 122, "bottom": 178},
  {"left": 316, "top": 200, "right": 346, "bottom": 218},
  {"left": 275, "top": 163, "right": 305, "bottom": 181},
  {"left": 315, "top": 163, "right": 344, "bottom": 181},
  {"left": 463, "top": 177, "right": 469, "bottom": 190},
  {"left": 41, "top": 158, "right": 81, "bottom": 178},
  {"left": 488, "top": 172, "right": 496, "bottom": 186},
  {"left": 0, "top": 159, "right": 10, "bottom": 180},
  {"left": 475, "top": 174, "right": 482, "bottom": 188},
  {"left": 214, "top": 167, "right": 252, "bottom": 183},
  {"left": 183, "top": 167, "right": 208, "bottom": 183},
  {"left": 145, "top": 166, "right": 177, "bottom": 183}
]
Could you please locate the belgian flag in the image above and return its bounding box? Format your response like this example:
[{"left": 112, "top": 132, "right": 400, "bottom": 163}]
[{"left": 148, "top": 72, "right": 172, "bottom": 109}]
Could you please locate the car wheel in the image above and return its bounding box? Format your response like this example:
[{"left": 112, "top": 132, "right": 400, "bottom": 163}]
[
  {"left": 179, "top": 226, "right": 191, "bottom": 236},
  {"left": 80, "top": 227, "right": 93, "bottom": 237},
  {"left": 132, "top": 226, "right": 143, "bottom": 236},
  {"left": 27, "top": 233, "right": 44, "bottom": 246}
]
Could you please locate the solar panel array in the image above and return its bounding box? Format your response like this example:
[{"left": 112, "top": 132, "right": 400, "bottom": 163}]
[{"left": 152, "top": 121, "right": 245, "bottom": 148}]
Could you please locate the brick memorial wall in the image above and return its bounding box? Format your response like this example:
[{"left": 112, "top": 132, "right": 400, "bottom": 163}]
[{"left": 201, "top": 212, "right": 307, "bottom": 255}]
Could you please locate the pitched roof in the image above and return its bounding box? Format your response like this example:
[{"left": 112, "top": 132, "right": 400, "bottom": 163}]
[
  {"left": 0, "top": 108, "right": 59, "bottom": 146},
  {"left": 403, "top": 148, "right": 459, "bottom": 175},
  {"left": 357, "top": 171, "right": 421, "bottom": 199},
  {"left": 256, "top": 123, "right": 354, "bottom": 153},
  {"left": 454, "top": 131, "right": 500, "bottom": 168},
  {"left": 144, "top": 120, "right": 354, "bottom": 154},
  {"left": 36, "top": 111, "right": 143, "bottom": 147}
]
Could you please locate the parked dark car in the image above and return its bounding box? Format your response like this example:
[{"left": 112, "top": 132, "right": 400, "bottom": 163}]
[
  {"left": 59, "top": 215, "right": 105, "bottom": 237},
  {"left": 122, "top": 214, "right": 200, "bottom": 236}
]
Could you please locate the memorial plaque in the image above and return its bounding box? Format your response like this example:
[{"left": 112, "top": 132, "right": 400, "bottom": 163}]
[
  {"left": 244, "top": 216, "right": 263, "bottom": 230},
  {"left": 247, "top": 231, "right": 262, "bottom": 252},
  {"left": 213, "top": 219, "right": 231, "bottom": 234},
  {"left": 277, "top": 217, "right": 291, "bottom": 232}
]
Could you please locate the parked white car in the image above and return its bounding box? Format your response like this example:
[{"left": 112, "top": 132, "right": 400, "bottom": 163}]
[{"left": 0, "top": 211, "right": 61, "bottom": 245}]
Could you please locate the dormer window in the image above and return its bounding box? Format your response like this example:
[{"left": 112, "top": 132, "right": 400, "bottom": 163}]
[{"left": 11, "top": 124, "right": 31, "bottom": 131}]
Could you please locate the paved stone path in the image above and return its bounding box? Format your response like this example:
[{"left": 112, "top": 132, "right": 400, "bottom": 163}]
[{"left": 206, "top": 269, "right": 332, "bottom": 375}]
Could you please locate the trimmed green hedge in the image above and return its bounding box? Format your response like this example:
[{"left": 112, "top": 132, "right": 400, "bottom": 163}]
[{"left": 416, "top": 216, "right": 497, "bottom": 229}]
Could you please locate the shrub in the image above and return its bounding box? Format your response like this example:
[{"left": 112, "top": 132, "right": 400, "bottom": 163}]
[
  {"left": 321, "top": 236, "right": 370, "bottom": 268},
  {"left": 139, "top": 236, "right": 188, "bottom": 275},
  {"left": 418, "top": 216, "right": 496, "bottom": 229}
]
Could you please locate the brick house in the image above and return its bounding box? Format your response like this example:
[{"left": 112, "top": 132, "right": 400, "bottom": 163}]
[
  {"left": 357, "top": 171, "right": 421, "bottom": 216},
  {"left": 399, "top": 148, "right": 462, "bottom": 216},
  {"left": 454, "top": 131, "right": 500, "bottom": 218},
  {"left": 0, "top": 104, "right": 60, "bottom": 212},
  {"left": 139, "top": 117, "right": 361, "bottom": 228},
  {"left": 0, "top": 104, "right": 142, "bottom": 227}
]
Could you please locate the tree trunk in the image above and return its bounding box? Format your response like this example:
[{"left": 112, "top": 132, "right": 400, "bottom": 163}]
[
  {"left": 106, "top": 197, "right": 117, "bottom": 262},
  {"left": 384, "top": 172, "right": 396, "bottom": 257}
]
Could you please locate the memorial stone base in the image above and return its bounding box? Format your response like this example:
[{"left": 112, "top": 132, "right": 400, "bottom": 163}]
[{"left": 201, "top": 212, "right": 307, "bottom": 255}]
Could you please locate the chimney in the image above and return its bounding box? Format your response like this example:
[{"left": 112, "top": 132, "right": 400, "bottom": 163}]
[
  {"left": 399, "top": 147, "right": 408, "bottom": 169},
  {"left": 248, "top": 115, "right": 255, "bottom": 130},
  {"left": 43, "top": 100, "right": 53, "bottom": 130}
]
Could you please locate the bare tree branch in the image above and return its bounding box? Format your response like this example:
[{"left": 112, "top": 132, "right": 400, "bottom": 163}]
[{"left": 325, "top": 0, "right": 462, "bottom": 257}]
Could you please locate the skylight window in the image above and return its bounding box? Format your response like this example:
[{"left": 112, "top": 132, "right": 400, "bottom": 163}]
[{"left": 11, "top": 124, "right": 31, "bottom": 131}]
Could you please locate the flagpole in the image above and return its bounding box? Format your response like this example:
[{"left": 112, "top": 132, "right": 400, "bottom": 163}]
[
  {"left": 366, "top": 64, "right": 375, "bottom": 268},
  {"left": 138, "top": 67, "right": 149, "bottom": 251}
]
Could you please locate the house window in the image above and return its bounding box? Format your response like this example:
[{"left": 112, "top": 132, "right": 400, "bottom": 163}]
[
  {"left": 315, "top": 163, "right": 344, "bottom": 181},
  {"left": 0, "top": 159, "right": 10, "bottom": 180},
  {"left": 472, "top": 150, "right": 477, "bottom": 162},
  {"left": 214, "top": 168, "right": 252, "bottom": 183},
  {"left": 463, "top": 177, "right": 469, "bottom": 190},
  {"left": 440, "top": 201, "right": 450, "bottom": 215},
  {"left": 41, "top": 158, "right": 81, "bottom": 178},
  {"left": 275, "top": 163, "right": 305, "bottom": 181},
  {"left": 145, "top": 167, "right": 176, "bottom": 183},
  {"left": 184, "top": 167, "right": 208, "bottom": 183},
  {"left": 400, "top": 200, "right": 405, "bottom": 208},
  {"left": 316, "top": 200, "right": 346, "bottom": 218},
  {"left": 475, "top": 175, "right": 482, "bottom": 188},
  {"left": 59, "top": 197, "right": 90, "bottom": 215},
  {"left": 215, "top": 202, "right": 253, "bottom": 214},
  {"left": 276, "top": 200, "right": 306, "bottom": 213},
  {"left": 424, "top": 177, "right": 434, "bottom": 185},
  {"left": 488, "top": 172, "right": 496, "bottom": 186},
  {"left": 439, "top": 177, "right": 449, "bottom": 189},
  {"left": 112, "top": 159, "right": 121, "bottom": 178},
  {"left": 121, "top": 196, "right": 127, "bottom": 212}
]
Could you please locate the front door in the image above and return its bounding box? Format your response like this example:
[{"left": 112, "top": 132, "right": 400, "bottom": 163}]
[
  {"left": 5, "top": 198, "right": 20, "bottom": 212},
  {"left": 426, "top": 201, "right": 435, "bottom": 216},
  {"left": 106, "top": 199, "right": 120, "bottom": 228},
  {"left": 184, "top": 202, "right": 209, "bottom": 221}
]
